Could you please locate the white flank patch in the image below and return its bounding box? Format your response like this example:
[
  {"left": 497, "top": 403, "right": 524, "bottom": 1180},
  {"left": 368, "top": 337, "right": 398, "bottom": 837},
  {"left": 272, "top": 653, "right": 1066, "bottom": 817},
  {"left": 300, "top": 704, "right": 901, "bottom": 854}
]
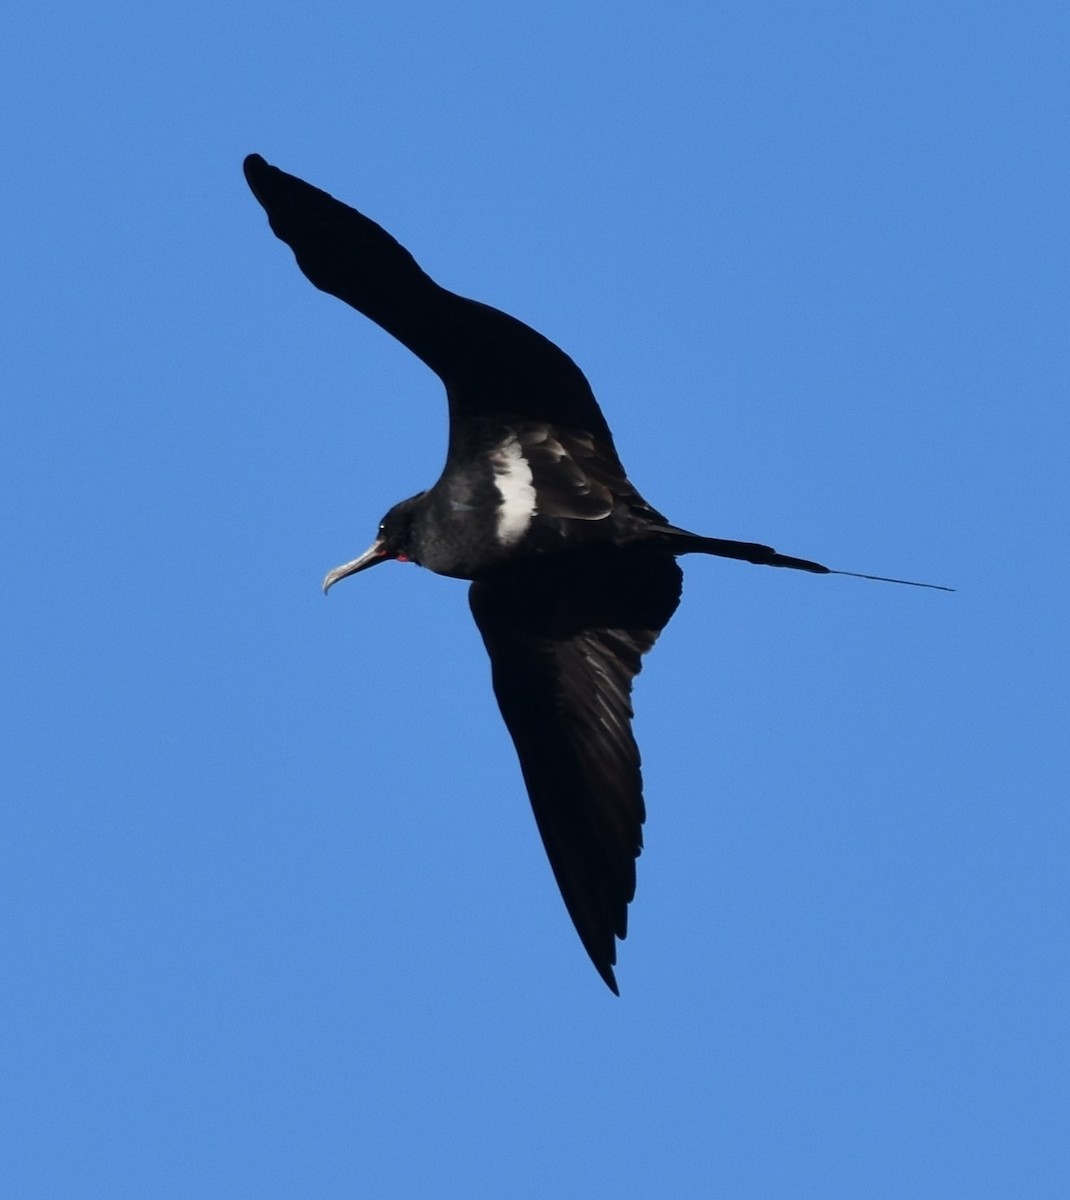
[{"left": 491, "top": 437, "right": 537, "bottom": 545}]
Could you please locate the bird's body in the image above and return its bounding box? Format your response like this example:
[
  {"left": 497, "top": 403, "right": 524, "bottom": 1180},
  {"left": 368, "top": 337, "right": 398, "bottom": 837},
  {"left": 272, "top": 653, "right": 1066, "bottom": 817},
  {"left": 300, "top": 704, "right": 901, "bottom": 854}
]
[{"left": 243, "top": 154, "right": 941, "bottom": 992}]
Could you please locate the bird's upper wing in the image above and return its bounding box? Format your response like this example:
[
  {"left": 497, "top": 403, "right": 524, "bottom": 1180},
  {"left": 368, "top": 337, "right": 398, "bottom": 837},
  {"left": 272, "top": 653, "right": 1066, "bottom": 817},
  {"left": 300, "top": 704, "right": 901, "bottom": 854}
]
[
  {"left": 243, "top": 154, "right": 619, "bottom": 449},
  {"left": 468, "top": 550, "right": 683, "bottom": 992}
]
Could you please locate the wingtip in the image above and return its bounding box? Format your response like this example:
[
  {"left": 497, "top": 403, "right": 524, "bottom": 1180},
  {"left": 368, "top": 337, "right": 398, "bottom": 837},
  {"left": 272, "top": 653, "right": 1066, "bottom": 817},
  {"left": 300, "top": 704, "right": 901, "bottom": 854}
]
[
  {"left": 243, "top": 154, "right": 300, "bottom": 218},
  {"left": 595, "top": 959, "right": 621, "bottom": 996},
  {"left": 242, "top": 152, "right": 270, "bottom": 194}
]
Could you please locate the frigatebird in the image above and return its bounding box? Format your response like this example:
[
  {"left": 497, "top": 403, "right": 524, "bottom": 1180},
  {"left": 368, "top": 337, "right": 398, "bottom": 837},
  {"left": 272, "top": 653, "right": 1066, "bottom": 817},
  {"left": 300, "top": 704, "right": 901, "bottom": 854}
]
[{"left": 243, "top": 154, "right": 947, "bottom": 993}]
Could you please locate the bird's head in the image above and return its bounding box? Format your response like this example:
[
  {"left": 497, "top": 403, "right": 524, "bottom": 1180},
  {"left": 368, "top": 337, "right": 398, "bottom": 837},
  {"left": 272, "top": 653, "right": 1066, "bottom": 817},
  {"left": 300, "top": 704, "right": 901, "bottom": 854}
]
[{"left": 322, "top": 493, "right": 425, "bottom": 593}]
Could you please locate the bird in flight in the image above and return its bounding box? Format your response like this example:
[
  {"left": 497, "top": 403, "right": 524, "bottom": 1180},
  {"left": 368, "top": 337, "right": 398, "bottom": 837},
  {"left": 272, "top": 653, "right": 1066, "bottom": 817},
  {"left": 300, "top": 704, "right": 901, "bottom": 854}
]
[{"left": 243, "top": 155, "right": 947, "bottom": 993}]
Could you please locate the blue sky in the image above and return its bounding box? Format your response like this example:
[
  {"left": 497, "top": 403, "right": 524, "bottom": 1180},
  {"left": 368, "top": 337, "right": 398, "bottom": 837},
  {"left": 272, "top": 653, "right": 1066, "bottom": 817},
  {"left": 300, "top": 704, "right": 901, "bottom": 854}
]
[{"left": 5, "top": 2, "right": 1067, "bottom": 1196}]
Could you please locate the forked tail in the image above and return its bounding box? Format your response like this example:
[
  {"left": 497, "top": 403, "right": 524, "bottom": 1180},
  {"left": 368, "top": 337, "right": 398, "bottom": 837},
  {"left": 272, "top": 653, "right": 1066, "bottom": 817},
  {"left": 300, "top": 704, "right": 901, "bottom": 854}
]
[{"left": 664, "top": 531, "right": 954, "bottom": 592}]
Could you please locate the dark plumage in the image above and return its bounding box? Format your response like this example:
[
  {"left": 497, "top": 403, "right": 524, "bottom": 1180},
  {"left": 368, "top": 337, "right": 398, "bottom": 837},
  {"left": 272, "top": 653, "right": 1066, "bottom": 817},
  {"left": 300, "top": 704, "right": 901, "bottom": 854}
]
[{"left": 243, "top": 154, "right": 945, "bottom": 992}]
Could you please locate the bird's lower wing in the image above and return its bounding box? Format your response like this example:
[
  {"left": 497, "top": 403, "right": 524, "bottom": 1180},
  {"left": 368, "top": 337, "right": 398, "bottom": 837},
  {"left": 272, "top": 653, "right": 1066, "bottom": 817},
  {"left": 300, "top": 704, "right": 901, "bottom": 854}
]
[{"left": 468, "top": 552, "right": 683, "bottom": 992}]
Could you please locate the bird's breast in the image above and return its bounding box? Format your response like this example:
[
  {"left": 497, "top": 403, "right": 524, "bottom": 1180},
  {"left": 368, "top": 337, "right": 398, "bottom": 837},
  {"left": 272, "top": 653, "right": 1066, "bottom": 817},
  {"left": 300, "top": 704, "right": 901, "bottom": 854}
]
[
  {"left": 489, "top": 436, "right": 538, "bottom": 546},
  {"left": 414, "top": 428, "right": 651, "bottom": 579}
]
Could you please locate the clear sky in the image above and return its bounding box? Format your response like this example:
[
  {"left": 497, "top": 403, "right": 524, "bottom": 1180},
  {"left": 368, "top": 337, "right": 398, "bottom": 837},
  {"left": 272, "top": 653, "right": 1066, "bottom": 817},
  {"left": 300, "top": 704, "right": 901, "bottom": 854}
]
[{"left": 5, "top": 2, "right": 1067, "bottom": 1196}]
